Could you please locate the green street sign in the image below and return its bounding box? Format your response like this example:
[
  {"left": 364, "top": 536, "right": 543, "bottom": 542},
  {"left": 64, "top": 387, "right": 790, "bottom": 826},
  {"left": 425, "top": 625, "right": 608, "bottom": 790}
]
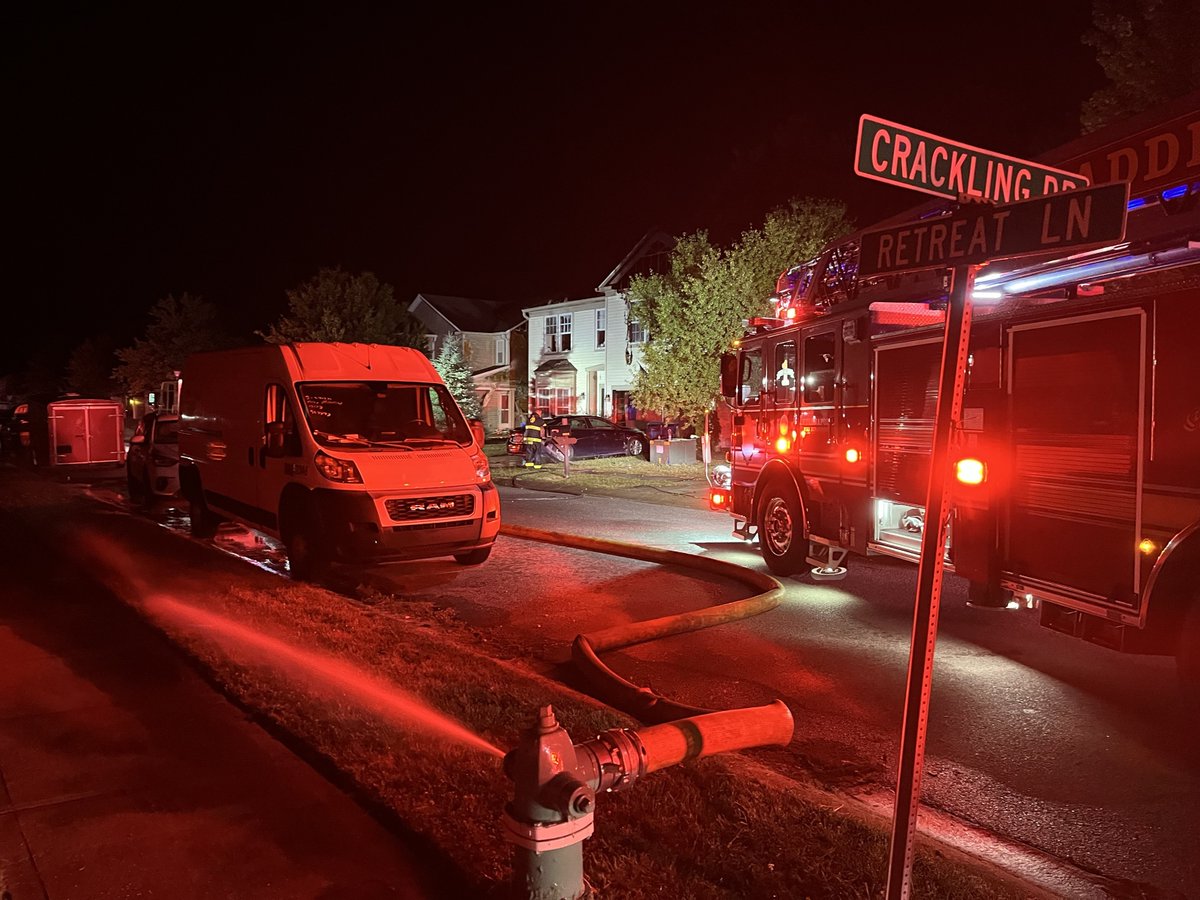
[
  {"left": 858, "top": 181, "right": 1129, "bottom": 277},
  {"left": 855, "top": 114, "right": 1090, "bottom": 203}
]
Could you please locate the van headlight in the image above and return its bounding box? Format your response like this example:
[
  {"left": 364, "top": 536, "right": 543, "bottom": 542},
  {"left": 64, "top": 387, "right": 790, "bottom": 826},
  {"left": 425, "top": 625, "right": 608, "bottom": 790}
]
[
  {"left": 314, "top": 450, "right": 363, "bottom": 484},
  {"left": 470, "top": 450, "right": 492, "bottom": 485}
]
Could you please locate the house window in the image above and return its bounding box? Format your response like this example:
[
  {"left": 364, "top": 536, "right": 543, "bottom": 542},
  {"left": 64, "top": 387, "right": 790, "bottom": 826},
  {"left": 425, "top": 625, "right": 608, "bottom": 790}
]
[
  {"left": 596, "top": 309, "right": 606, "bottom": 348},
  {"left": 559, "top": 314, "right": 572, "bottom": 352},
  {"left": 495, "top": 337, "right": 506, "bottom": 366},
  {"left": 545, "top": 313, "right": 572, "bottom": 352},
  {"left": 499, "top": 391, "right": 510, "bottom": 427},
  {"left": 628, "top": 316, "right": 646, "bottom": 344}
]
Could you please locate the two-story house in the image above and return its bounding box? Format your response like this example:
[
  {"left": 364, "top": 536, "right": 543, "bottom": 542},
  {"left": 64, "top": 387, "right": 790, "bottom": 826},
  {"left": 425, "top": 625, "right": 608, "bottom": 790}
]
[
  {"left": 408, "top": 293, "right": 527, "bottom": 435},
  {"left": 523, "top": 232, "right": 672, "bottom": 424}
]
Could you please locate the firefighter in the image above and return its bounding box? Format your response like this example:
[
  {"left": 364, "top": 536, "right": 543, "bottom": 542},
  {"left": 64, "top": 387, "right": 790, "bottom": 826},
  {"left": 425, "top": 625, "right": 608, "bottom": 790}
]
[{"left": 522, "top": 410, "right": 545, "bottom": 468}]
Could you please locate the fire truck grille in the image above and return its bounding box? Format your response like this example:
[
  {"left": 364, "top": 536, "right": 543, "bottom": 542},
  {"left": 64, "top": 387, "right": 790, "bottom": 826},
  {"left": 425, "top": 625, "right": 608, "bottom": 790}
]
[{"left": 385, "top": 494, "right": 475, "bottom": 521}]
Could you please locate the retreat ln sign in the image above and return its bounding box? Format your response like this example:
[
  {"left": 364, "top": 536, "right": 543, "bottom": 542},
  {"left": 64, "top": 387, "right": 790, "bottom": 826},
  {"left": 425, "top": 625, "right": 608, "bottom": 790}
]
[
  {"left": 858, "top": 181, "right": 1130, "bottom": 277},
  {"left": 855, "top": 114, "right": 1090, "bottom": 203}
]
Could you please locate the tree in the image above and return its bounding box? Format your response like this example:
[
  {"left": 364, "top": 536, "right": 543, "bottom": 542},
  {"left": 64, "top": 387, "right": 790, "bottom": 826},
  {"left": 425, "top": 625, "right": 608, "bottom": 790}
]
[
  {"left": 1081, "top": 0, "right": 1200, "bottom": 132},
  {"left": 628, "top": 198, "right": 851, "bottom": 424},
  {"left": 261, "top": 267, "right": 428, "bottom": 348},
  {"left": 432, "top": 335, "right": 482, "bottom": 419},
  {"left": 66, "top": 335, "right": 120, "bottom": 398},
  {"left": 113, "top": 294, "right": 229, "bottom": 396}
]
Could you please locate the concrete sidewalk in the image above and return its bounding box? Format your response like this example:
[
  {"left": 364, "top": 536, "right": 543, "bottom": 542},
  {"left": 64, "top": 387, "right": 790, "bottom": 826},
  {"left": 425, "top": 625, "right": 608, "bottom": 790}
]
[{"left": 0, "top": 486, "right": 433, "bottom": 898}]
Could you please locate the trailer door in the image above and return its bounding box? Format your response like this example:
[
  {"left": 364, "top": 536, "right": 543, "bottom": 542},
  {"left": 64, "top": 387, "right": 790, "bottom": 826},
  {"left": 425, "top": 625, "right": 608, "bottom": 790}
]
[{"left": 1006, "top": 310, "right": 1144, "bottom": 609}]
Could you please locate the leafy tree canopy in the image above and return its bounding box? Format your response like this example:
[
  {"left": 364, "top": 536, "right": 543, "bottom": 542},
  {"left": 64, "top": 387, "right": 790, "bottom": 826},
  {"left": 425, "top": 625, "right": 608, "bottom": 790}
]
[
  {"left": 261, "top": 267, "right": 428, "bottom": 348},
  {"left": 629, "top": 198, "right": 851, "bottom": 424},
  {"left": 113, "top": 293, "right": 229, "bottom": 396},
  {"left": 1081, "top": 0, "right": 1200, "bottom": 132},
  {"left": 432, "top": 335, "right": 483, "bottom": 419}
]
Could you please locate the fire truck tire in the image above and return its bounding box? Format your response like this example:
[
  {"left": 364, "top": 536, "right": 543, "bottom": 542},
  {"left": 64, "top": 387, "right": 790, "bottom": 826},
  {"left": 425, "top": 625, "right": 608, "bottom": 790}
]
[
  {"left": 1177, "top": 590, "right": 1200, "bottom": 713},
  {"left": 757, "top": 479, "right": 806, "bottom": 576}
]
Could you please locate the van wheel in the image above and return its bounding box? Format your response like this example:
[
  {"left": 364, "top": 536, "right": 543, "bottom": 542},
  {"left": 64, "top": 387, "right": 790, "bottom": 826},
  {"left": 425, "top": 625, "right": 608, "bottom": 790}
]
[
  {"left": 454, "top": 547, "right": 492, "bottom": 566},
  {"left": 286, "top": 523, "right": 331, "bottom": 582},
  {"left": 758, "top": 479, "right": 806, "bottom": 576},
  {"left": 189, "top": 497, "right": 220, "bottom": 538},
  {"left": 1177, "top": 589, "right": 1200, "bottom": 715}
]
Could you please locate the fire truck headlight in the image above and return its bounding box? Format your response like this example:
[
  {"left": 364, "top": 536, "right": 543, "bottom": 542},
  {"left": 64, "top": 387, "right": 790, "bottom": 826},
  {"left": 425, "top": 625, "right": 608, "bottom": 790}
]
[
  {"left": 955, "top": 457, "right": 986, "bottom": 485},
  {"left": 711, "top": 464, "right": 732, "bottom": 489}
]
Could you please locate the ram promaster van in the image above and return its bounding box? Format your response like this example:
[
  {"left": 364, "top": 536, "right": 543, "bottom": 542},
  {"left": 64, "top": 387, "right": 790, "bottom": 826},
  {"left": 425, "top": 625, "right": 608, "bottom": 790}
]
[{"left": 178, "top": 343, "right": 500, "bottom": 578}]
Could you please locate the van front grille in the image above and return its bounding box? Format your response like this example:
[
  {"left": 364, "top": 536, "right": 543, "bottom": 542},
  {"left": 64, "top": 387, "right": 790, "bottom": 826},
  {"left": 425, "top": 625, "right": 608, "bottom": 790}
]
[{"left": 385, "top": 494, "right": 475, "bottom": 521}]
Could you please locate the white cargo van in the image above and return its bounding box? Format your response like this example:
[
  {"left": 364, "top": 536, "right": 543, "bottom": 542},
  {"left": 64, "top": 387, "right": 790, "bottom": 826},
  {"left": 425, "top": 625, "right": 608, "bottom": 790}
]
[{"left": 178, "top": 342, "right": 500, "bottom": 578}]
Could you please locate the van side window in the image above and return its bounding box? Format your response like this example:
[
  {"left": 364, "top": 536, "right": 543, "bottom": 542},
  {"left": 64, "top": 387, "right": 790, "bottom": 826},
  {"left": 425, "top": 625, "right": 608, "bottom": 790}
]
[
  {"left": 802, "top": 334, "right": 836, "bottom": 404},
  {"left": 265, "top": 384, "right": 300, "bottom": 456}
]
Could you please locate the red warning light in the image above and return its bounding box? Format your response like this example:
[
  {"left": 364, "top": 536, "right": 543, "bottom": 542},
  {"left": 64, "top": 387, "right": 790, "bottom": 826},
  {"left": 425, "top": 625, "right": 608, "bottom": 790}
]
[
  {"left": 845, "top": 447, "right": 861, "bottom": 463},
  {"left": 955, "top": 457, "right": 986, "bottom": 485}
]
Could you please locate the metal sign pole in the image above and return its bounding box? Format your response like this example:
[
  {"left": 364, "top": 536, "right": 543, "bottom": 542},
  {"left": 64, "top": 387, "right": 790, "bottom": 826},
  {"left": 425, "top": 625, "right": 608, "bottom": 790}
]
[{"left": 885, "top": 263, "right": 976, "bottom": 900}]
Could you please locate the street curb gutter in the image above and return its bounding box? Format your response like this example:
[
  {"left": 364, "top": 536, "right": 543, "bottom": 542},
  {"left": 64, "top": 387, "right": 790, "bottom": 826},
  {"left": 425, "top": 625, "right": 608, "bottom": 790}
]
[{"left": 499, "top": 521, "right": 1131, "bottom": 900}]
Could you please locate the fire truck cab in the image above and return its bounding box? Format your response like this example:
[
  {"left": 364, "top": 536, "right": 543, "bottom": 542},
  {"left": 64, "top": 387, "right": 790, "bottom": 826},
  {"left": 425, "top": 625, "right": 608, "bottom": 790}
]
[{"left": 712, "top": 95, "right": 1200, "bottom": 693}]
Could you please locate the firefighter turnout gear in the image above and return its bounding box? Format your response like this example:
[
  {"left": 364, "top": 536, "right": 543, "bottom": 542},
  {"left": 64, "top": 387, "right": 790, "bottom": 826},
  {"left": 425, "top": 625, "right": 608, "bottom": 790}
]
[{"left": 522, "top": 413, "right": 544, "bottom": 468}]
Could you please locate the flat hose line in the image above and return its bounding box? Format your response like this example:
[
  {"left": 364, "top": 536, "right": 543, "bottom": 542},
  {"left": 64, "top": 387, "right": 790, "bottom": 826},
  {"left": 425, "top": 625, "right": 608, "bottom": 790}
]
[{"left": 500, "top": 523, "right": 786, "bottom": 724}]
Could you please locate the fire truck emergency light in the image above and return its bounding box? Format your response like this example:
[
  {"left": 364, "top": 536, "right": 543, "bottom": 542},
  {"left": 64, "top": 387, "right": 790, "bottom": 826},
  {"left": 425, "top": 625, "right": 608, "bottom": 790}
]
[
  {"left": 955, "top": 457, "right": 986, "bottom": 485},
  {"left": 845, "top": 447, "right": 861, "bottom": 463}
]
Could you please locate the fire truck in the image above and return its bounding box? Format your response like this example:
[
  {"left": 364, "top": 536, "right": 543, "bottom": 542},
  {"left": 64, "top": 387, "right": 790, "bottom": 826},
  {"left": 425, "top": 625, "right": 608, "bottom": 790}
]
[{"left": 708, "top": 95, "right": 1200, "bottom": 690}]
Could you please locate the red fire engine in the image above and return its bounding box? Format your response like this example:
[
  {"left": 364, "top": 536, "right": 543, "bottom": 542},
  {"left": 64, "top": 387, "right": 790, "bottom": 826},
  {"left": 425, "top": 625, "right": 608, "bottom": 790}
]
[{"left": 708, "top": 95, "right": 1200, "bottom": 690}]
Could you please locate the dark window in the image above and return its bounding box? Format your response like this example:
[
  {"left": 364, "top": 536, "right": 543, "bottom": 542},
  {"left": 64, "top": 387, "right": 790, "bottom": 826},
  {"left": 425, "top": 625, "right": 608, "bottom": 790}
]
[
  {"left": 802, "top": 334, "right": 836, "bottom": 404},
  {"left": 739, "top": 349, "right": 763, "bottom": 405}
]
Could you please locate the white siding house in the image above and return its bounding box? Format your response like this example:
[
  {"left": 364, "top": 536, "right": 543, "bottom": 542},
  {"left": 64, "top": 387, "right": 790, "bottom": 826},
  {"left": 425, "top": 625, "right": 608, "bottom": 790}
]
[{"left": 522, "top": 232, "right": 670, "bottom": 424}]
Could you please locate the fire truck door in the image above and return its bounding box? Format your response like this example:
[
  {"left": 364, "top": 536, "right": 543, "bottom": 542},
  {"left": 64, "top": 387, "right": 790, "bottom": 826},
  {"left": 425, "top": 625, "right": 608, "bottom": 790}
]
[{"left": 1006, "top": 310, "right": 1144, "bottom": 607}]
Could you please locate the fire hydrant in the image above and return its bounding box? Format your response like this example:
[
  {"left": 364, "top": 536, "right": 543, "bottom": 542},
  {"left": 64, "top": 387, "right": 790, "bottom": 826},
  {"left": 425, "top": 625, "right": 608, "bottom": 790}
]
[{"left": 503, "top": 701, "right": 795, "bottom": 899}]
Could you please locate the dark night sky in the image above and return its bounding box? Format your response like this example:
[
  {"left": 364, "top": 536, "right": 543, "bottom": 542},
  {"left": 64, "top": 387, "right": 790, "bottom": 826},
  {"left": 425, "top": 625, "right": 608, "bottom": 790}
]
[{"left": 5, "top": 1, "right": 1102, "bottom": 373}]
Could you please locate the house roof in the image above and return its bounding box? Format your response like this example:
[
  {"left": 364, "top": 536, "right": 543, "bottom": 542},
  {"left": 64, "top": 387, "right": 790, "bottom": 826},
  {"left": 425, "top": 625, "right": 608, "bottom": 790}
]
[
  {"left": 533, "top": 358, "right": 577, "bottom": 375},
  {"left": 410, "top": 293, "right": 525, "bottom": 334},
  {"left": 596, "top": 230, "right": 675, "bottom": 294}
]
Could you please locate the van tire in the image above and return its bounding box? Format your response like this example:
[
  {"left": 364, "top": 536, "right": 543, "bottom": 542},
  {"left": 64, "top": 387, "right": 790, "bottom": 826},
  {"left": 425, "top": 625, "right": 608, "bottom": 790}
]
[
  {"left": 189, "top": 497, "right": 220, "bottom": 538},
  {"left": 454, "top": 547, "right": 492, "bottom": 566},
  {"left": 286, "top": 521, "right": 331, "bottom": 582}
]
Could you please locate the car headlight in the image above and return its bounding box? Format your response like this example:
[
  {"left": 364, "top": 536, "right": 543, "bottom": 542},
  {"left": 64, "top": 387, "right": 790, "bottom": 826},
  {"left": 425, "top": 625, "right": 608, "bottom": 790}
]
[
  {"left": 314, "top": 450, "right": 363, "bottom": 483},
  {"left": 470, "top": 450, "right": 492, "bottom": 484}
]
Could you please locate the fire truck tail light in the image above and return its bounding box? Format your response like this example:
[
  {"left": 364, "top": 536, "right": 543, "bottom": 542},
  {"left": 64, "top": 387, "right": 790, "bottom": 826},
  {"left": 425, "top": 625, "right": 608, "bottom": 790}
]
[
  {"left": 845, "top": 447, "right": 861, "bottom": 463},
  {"left": 955, "top": 457, "right": 986, "bottom": 485}
]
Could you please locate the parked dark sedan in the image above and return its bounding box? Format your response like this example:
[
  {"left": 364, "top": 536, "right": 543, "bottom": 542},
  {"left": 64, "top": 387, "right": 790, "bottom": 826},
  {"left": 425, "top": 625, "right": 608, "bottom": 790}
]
[{"left": 507, "top": 415, "right": 649, "bottom": 460}]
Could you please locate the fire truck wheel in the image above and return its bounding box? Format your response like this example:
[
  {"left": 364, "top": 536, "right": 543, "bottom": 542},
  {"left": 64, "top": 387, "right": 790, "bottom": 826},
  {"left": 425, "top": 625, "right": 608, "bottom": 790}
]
[{"left": 758, "top": 479, "right": 805, "bottom": 576}]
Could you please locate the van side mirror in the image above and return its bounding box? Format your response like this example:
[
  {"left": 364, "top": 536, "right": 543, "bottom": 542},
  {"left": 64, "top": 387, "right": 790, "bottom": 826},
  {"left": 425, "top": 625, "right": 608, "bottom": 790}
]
[
  {"left": 719, "top": 352, "right": 738, "bottom": 399},
  {"left": 265, "top": 421, "right": 287, "bottom": 457}
]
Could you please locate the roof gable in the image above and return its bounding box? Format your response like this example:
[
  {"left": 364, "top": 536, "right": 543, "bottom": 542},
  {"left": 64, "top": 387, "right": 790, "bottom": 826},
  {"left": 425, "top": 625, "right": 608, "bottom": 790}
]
[
  {"left": 596, "top": 231, "right": 675, "bottom": 294},
  {"left": 411, "top": 293, "right": 525, "bottom": 334}
]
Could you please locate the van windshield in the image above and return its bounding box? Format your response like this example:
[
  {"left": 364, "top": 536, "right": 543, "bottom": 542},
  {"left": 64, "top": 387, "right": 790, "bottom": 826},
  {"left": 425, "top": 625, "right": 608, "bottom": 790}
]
[{"left": 297, "top": 382, "right": 473, "bottom": 449}]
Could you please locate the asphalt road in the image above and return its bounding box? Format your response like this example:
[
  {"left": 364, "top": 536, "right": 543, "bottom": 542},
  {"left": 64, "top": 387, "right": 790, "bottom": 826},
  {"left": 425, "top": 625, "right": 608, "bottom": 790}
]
[
  {"left": 24, "top": 466, "right": 1199, "bottom": 897},
  {"left": 493, "top": 486, "right": 1200, "bottom": 899}
]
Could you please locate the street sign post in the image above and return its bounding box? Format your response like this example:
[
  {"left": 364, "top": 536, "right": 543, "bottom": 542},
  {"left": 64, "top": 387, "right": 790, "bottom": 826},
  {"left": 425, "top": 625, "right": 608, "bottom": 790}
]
[
  {"left": 855, "top": 114, "right": 1090, "bottom": 203},
  {"left": 853, "top": 115, "right": 1130, "bottom": 900},
  {"left": 859, "top": 181, "right": 1130, "bottom": 277}
]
